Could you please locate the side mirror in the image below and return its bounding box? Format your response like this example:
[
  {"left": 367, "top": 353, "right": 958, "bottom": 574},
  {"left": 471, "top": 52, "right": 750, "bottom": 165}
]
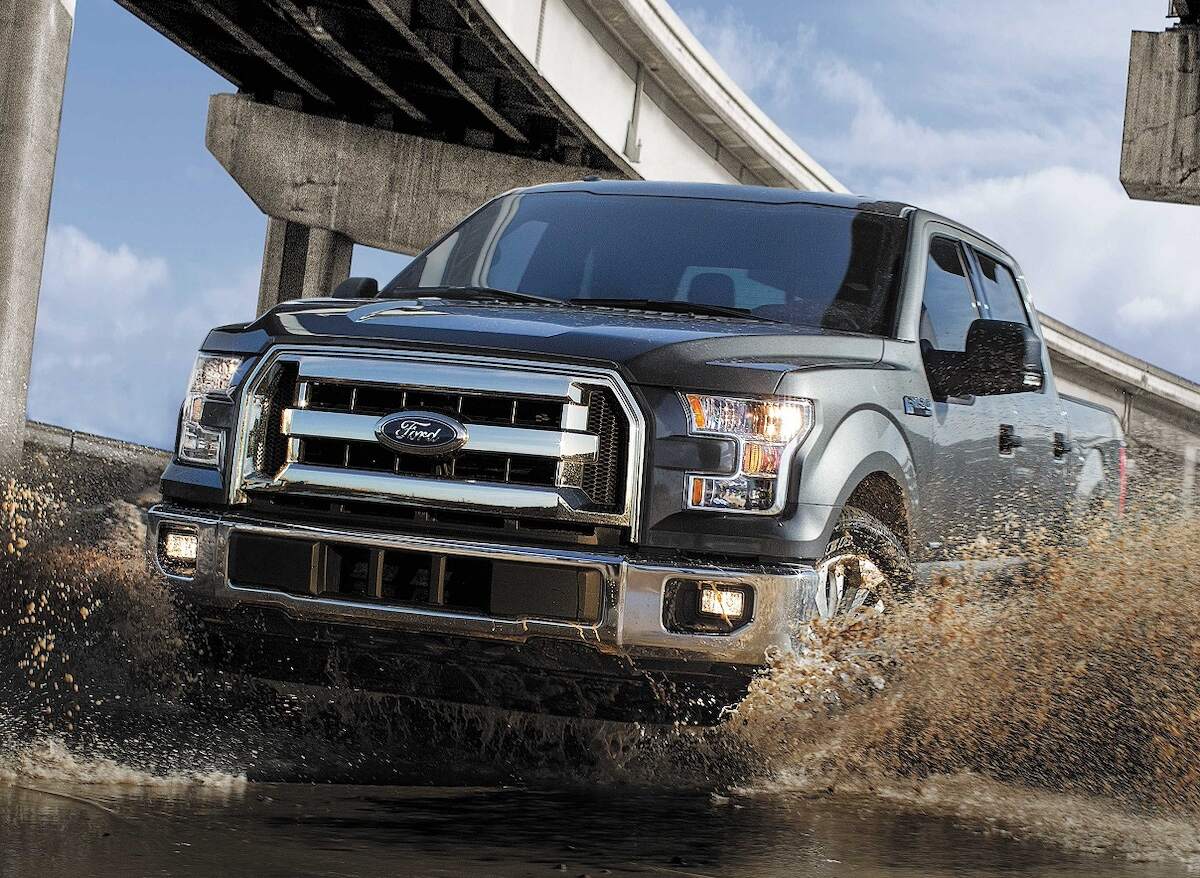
[
  {"left": 332, "top": 276, "right": 379, "bottom": 299},
  {"left": 927, "top": 319, "right": 1044, "bottom": 399}
]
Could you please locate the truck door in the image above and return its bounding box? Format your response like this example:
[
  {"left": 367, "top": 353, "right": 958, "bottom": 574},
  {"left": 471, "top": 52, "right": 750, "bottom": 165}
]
[
  {"left": 967, "top": 247, "right": 1069, "bottom": 541},
  {"left": 917, "top": 236, "right": 1004, "bottom": 553}
]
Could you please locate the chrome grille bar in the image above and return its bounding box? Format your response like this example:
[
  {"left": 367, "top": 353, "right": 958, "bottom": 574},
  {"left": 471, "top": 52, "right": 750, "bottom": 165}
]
[
  {"left": 246, "top": 464, "right": 569, "bottom": 510},
  {"left": 296, "top": 356, "right": 584, "bottom": 401},
  {"left": 281, "top": 409, "right": 600, "bottom": 459}
]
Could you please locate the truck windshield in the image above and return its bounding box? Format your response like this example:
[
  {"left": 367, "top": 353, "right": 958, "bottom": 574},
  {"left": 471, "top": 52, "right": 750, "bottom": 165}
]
[{"left": 384, "top": 191, "right": 908, "bottom": 335}]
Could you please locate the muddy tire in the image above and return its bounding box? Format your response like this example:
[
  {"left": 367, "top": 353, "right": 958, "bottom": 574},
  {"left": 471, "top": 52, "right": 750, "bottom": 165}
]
[{"left": 815, "top": 506, "right": 914, "bottom": 619}]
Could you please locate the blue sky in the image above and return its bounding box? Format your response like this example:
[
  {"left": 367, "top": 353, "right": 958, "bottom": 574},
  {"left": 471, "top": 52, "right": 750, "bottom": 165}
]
[{"left": 30, "top": 1, "right": 1200, "bottom": 447}]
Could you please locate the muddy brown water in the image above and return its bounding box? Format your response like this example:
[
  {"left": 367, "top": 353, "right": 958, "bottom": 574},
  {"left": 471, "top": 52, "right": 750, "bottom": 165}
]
[
  {"left": 0, "top": 776, "right": 1187, "bottom": 877},
  {"left": 4, "top": 450, "right": 1200, "bottom": 876}
]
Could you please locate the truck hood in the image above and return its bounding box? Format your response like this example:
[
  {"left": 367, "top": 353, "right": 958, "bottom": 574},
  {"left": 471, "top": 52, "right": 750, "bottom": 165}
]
[{"left": 207, "top": 298, "right": 885, "bottom": 395}]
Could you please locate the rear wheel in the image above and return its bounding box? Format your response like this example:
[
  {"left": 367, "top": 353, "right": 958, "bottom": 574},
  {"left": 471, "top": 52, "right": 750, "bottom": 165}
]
[{"left": 815, "top": 506, "right": 913, "bottom": 619}]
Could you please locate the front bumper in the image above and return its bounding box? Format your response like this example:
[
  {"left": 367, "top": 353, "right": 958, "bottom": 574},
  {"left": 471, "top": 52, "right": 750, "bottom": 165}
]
[{"left": 147, "top": 504, "right": 818, "bottom": 668}]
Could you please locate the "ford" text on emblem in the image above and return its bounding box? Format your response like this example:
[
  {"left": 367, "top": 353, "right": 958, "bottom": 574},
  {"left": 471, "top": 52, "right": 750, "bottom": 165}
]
[{"left": 375, "top": 411, "right": 469, "bottom": 456}]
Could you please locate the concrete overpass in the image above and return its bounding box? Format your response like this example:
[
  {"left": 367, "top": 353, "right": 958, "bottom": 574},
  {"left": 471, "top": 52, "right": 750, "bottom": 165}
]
[
  {"left": 1116, "top": 2, "right": 1200, "bottom": 503},
  {"left": 3, "top": 0, "right": 1200, "bottom": 505}
]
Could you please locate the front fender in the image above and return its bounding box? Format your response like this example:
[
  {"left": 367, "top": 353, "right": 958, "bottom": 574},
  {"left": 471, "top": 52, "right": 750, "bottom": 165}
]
[{"left": 792, "top": 406, "right": 919, "bottom": 549}]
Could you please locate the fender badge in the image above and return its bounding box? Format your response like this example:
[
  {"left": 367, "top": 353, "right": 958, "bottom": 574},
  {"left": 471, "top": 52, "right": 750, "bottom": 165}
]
[{"left": 903, "top": 396, "right": 933, "bottom": 417}]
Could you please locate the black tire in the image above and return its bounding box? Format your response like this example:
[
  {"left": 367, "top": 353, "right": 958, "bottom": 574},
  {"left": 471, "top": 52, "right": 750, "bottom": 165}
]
[{"left": 816, "top": 506, "right": 914, "bottom": 618}]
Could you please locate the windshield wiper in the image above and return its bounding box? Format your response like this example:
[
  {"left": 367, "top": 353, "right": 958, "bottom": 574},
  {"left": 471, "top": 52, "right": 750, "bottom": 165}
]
[
  {"left": 380, "top": 285, "right": 564, "bottom": 306},
  {"left": 568, "top": 297, "right": 781, "bottom": 323}
]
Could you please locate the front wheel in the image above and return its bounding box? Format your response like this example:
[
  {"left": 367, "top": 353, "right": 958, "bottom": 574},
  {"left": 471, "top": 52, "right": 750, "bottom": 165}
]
[{"left": 815, "top": 507, "right": 913, "bottom": 619}]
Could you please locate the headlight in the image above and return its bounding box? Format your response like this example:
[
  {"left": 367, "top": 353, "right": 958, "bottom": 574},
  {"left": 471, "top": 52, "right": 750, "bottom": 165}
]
[
  {"left": 189, "top": 353, "right": 243, "bottom": 395},
  {"left": 177, "top": 353, "right": 245, "bottom": 467},
  {"left": 682, "top": 393, "right": 815, "bottom": 514}
]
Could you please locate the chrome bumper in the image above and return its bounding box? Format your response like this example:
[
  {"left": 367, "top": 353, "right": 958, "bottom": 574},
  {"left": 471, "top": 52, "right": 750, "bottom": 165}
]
[{"left": 147, "top": 504, "right": 818, "bottom": 667}]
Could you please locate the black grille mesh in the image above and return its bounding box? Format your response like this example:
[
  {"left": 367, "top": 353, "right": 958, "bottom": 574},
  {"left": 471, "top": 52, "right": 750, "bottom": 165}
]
[
  {"left": 252, "top": 362, "right": 297, "bottom": 479},
  {"left": 578, "top": 388, "right": 625, "bottom": 511},
  {"left": 296, "top": 438, "right": 558, "bottom": 489}
]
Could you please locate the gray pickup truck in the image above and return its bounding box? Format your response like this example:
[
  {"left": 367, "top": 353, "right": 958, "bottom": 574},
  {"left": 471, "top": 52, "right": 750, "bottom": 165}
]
[{"left": 148, "top": 181, "right": 1124, "bottom": 722}]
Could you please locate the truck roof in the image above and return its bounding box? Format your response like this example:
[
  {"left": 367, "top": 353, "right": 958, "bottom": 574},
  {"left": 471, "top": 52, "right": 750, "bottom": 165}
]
[
  {"left": 517, "top": 179, "right": 914, "bottom": 217},
  {"left": 514, "top": 180, "right": 1018, "bottom": 264}
]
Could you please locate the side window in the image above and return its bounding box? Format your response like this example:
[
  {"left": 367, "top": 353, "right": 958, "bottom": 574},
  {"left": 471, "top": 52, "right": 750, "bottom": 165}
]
[
  {"left": 975, "top": 251, "right": 1030, "bottom": 326},
  {"left": 920, "top": 237, "right": 979, "bottom": 352}
]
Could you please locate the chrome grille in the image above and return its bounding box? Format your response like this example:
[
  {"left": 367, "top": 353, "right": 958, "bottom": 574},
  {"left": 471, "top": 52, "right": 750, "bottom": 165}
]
[{"left": 234, "top": 350, "right": 641, "bottom": 532}]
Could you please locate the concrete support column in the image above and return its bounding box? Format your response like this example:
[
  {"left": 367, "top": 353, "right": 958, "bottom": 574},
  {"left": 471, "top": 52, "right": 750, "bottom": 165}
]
[
  {"left": 1122, "top": 27, "right": 1200, "bottom": 204},
  {"left": 301, "top": 227, "right": 353, "bottom": 299},
  {"left": 0, "top": 0, "right": 74, "bottom": 471},
  {"left": 257, "top": 217, "right": 308, "bottom": 315},
  {"left": 256, "top": 217, "right": 354, "bottom": 314}
]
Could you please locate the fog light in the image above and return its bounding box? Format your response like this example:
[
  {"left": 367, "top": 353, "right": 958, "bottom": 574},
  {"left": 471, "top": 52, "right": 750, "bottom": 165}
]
[
  {"left": 664, "top": 580, "right": 754, "bottom": 634},
  {"left": 158, "top": 526, "right": 199, "bottom": 577},
  {"left": 165, "top": 531, "right": 198, "bottom": 563},
  {"left": 698, "top": 585, "right": 746, "bottom": 620}
]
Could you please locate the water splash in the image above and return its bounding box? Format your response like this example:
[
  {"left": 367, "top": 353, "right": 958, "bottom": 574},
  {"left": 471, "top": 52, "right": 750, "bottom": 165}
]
[
  {"left": 2, "top": 477, "right": 60, "bottom": 559},
  {"left": 724, "top": 510, "right": 1200, "bottom": 861},
  {"left": 0, "top": 732, "right": 242, "bottom": 788}
]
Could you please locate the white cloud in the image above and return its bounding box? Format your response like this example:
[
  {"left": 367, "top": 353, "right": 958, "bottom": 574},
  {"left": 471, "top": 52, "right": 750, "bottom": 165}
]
[
  {"left": 1118, "top": 297, "right": 1172, "bottom": 327},
  {"left": 36, "top": 225, "right": 169, "bottom": 342},
  {"left": 681, "top": 7, "right": 809, "bottom": 107},
  {"left": 808, "top": 55, "right": 1112, "bottom": 182},
  {"left": 891, "top": 1, "right": 1163, "bottom": 73},
  {"left": 28, "top": 226, "right": 256, "bottom": 448},
  {"left": 681, "top": 5, "right": 1118, "bottom": 185},
  {"left": 42, "top": 225, "right": 169, "bottom": 295}
]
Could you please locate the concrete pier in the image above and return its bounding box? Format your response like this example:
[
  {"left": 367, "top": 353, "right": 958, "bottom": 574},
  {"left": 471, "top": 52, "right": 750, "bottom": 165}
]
[
  {"left": 0, "top": 0, "right": 75, "bottom": 470},
  {"left": 1121, "top": 27, "right": 1200, "bottom": 204},
  {"left": 256, "top": 218, "right": 354, "bottom": 314}
]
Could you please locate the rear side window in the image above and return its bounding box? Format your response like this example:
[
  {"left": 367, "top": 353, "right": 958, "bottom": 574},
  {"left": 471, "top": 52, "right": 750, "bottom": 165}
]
[
  {"left": 975, "top": 251, "right": 1030, "bottom": 326},
  {"left": 920, "top": 237, "right": 979, "bottom": 352}
]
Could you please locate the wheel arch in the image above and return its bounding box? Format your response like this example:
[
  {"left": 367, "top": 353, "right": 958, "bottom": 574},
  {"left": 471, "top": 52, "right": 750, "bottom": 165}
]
[
  {"left": 796, "top": 406, "right": 919, "bottom": 552},
  {"left": 841, "top": 471, "right": 912, "bottom": 550}
]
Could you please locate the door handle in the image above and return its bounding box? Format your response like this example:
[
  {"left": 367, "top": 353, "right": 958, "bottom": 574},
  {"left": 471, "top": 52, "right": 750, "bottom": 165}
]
[
  {"left": 1053, "top": 432, "right": 1073, "bottom": 458},
  {"left": 999, "top": 424, "right": 1024, "bottom": 455}
]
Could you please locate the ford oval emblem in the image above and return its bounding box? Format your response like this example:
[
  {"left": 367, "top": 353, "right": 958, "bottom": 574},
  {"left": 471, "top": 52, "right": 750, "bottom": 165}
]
[{"left": 375, "top": 411, "right": 468, "bottom": 457}]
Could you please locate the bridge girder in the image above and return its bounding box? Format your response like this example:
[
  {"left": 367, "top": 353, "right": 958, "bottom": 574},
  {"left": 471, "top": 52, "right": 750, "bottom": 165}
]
[{"left": 112, "top": 0, "right": 631, "bottom": 173}]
